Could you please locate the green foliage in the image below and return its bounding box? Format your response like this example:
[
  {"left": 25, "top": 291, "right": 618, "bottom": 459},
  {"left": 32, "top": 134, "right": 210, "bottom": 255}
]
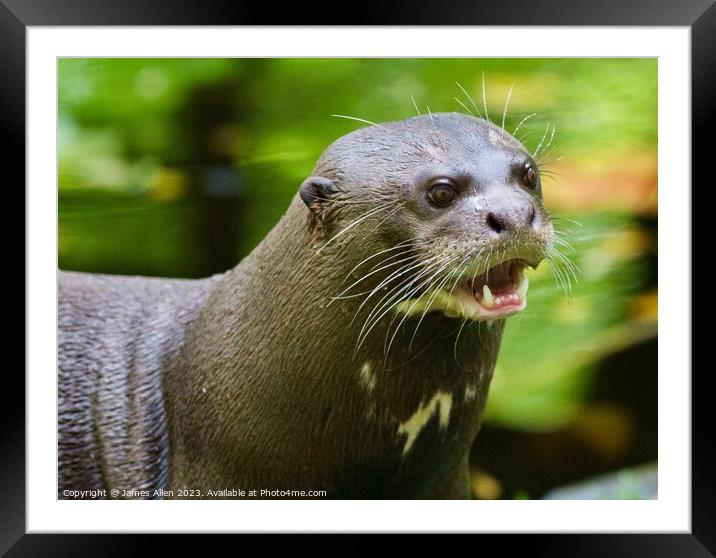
[{"left": 487, "top": 212, "right": 655, "bottom": 430}]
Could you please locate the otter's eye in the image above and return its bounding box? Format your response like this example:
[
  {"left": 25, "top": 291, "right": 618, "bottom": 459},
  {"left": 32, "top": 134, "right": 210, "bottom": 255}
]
[
  {"left": 427, "top": 180, "right": 457, "bottom": 208},
  {"left": 523, "top": 165, "right": 539, "bottom": 189}
]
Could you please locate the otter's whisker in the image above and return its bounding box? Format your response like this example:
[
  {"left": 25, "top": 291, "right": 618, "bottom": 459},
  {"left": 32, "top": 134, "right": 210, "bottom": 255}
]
[
  {"left": 544, "top": 252, "right": 569, "bottom": 296},
  {"left": 393, "top": 279, "right": 454, "bottom": 355},
  {"left": 481, "top": 71, "right": 490, "bottom": 124},
  {"left": 551, "top": 215, "right": 583, "bottom": 229},
  {"left": 365, "top": 256, "right": 451, "bottom": 336},
  {"left": 543, "top": 123, "right": 557, "bottom": 153},
  {"left": 357, "top": 258, "right": 449, "bottom": 355},
  {"left": 364, "top": 202, "right": 407, "bottom": 238},
  {"left": 330, "top": 252, "right": 420, "bottom": 305},
  {"left": 453, "top": 316, "right": 471, "bottom": 369},
  {"left": 380, "top": 256, "right": 460, "bottom": 357},
  {"left": 551, "top": 248, "right": 580, "bottom": 282},
  {"left": 454, "top": 97, "right": 475, "bottom": 117},
  {"left": 405, "top": 261, "right": 465, "bottom": 351},
  {"left": 362, "top": 256, "right": 449, "bottom": 332},
  {"left": 330, "top": 254, "right": 421, "bottom": 303},
  {"left": 533, "top": 122, "right": 553, "bottom": 159},
  {"left": 407, "top": 249, "right": 476, "bottom": 350},
  {"left": 303, "top": 193, "right": 377, "bottom": 207},
  {"left": 410, "top": 94, "right": 422, "bottom": 117},
  {"left": 309, "top": 202, "right": 394, "bottom": 261},
  {"left": 426, "top": 106, "right": 446, "bottom": 152},
  {"left": 342, "top": 239, "right": 419, "bottom": 281},
  {"left": 501, "top": 82, "right": 515, "bottom": 131},
  {"left": 513, "top": 112, "right": 537, "bottom": 138},
  {"left": 485, "top": 245, "right": 495, "bottom": 283},
  {"left": 548, "top": 241, "right": 579, "bottom": 273},
  {"left": 537, "top": 145, "right": 557, "bottom": 165},
  {"left": 516, "top": 131, "right": 536, "bottom": 144},
  {"left": 367, "top": 273, "right": 432, "bottom": 344},
  {"left": 468, "top": 247, "right": 487, "bottom": 284},
  {"left": 331, "top": 250, "right": 427, "bottom": 302},
  {"left": 544, "top": 245, "right": 579, "bottom": 297},
  {"left": 364, "top": 246, "right": 422, "bottom": 274},
  {"left": 360, "top": 251, "right": 442, "bottom": 307},
  {"left": 553, "top": 264, "right": 572, "bottom": 297},
  {"left": 539, "top": 168, "right": 566, "bottom": 180},
  {"left": 552, "top": 236, "right": 576, "bottom": 254},
  {"left": 449, "top": 252, "right": 478, "bottom": 297},
  {"left": 331, "top": 114, "right": 385, "bottom": 129},
  {"left": 419, "top": 247, "right": 477, "bottom": 324},
  {"left": 456, "top": 81, "right": 482, "bottom": 118},
  {"left": 352, "top": 253, "right": 445, "bottom": 324},
  {"left": 323, "top": 201, "right": 410, "bottom": 286}
]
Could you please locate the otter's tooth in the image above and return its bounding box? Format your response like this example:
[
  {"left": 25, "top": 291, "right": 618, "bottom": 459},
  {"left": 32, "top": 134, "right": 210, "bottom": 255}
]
[
  {"left": 482, "top": 285, "right": 494, "bottom": 307},
  {"left": 517, "top": 276, "right": 529, "bottom": 298}
]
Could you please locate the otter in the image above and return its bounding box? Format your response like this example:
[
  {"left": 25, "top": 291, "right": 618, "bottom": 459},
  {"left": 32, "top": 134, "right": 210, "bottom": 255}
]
[{"left": 58, "top": 112, "right": 554, "bottom": 499}]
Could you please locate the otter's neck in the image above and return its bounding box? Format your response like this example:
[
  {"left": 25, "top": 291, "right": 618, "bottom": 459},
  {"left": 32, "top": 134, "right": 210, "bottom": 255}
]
[{"left": 167, "top": 197, "right": 504, "bottom": 494}]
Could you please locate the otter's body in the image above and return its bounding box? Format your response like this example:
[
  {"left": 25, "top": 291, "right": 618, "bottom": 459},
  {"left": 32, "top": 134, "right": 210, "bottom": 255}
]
[
  {"left": 58, "top": 113, "right": 554, "bottom": 499},
  {"left": 58, "top": 272, "right": 218, "bottom": 495}
]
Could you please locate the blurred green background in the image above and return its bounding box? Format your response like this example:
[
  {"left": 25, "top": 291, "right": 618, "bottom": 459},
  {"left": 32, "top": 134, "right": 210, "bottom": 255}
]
[{"left": 58, "top": 58, "right": 658, "bottom": 500}]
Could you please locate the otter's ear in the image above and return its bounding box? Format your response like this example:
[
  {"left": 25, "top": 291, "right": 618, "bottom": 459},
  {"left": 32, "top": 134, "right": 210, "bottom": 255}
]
[{"left": 299, "top": 176, "right": 338, "bottom": 215}]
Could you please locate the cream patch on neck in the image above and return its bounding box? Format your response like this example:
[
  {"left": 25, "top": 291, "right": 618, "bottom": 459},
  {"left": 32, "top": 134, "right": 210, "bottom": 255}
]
[
  {"left": 464, "top": 384, "right": 477, "bottom": 402},
  {"left": 397, "top": 390, "right": 453, "bottom": 456},
  {"left": 359, "top": 361, "right": 376, "bottom": 392}
]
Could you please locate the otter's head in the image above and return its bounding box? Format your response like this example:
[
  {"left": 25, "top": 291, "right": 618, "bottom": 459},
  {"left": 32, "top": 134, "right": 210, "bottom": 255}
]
[{"left": 299, "top": 113, "right": 554, "bottom": 322}]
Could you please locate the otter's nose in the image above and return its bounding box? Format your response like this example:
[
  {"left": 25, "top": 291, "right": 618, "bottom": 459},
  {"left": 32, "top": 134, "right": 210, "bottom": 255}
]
[{"left": 485, "top": 204, "right": 537, "bottom": 235}]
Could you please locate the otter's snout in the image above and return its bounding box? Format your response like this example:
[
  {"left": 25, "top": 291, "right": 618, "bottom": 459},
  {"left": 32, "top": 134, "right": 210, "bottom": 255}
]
[{"left": 483, "top": 199, "right": 540, "bottom": 236}]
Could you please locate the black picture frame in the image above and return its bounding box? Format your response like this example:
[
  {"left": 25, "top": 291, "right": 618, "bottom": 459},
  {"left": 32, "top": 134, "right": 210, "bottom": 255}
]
[{"left": 5, "top": 0, "right": 707, "bottom": 554}]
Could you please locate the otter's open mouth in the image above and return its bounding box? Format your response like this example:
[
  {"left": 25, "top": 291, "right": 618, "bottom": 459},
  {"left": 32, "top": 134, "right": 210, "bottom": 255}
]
[
  {"left": 394, "top": 259, "right": 530, "bottom": 321},
  {"left": 457, "top": 259, "right": 529, "bottom": 319}
]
